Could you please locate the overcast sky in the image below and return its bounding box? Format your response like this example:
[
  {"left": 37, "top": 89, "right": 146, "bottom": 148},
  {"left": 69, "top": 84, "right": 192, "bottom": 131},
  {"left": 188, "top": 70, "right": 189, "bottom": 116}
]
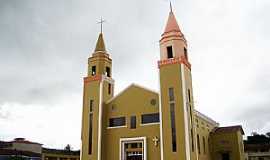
[{"left": 0, "top": 0, "right": 269, "bottom": 150}]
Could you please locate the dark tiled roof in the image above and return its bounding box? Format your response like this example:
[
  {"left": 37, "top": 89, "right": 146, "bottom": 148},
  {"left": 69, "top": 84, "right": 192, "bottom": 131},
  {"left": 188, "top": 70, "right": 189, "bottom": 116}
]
[
  {"left": 0, "top": 138, "right": 42, "bottom": 146},
  {"left": 212, "top": 125, "right": 245, "bottom": 135},
  {"left": 42, "top": 148, "right": 80, "bottom": 156},
  {"left": 0, "top": 149, "right": 41, "bottom": 157},
  {"left": 11, "top": 138, "right": 42, "bottom": 145}
]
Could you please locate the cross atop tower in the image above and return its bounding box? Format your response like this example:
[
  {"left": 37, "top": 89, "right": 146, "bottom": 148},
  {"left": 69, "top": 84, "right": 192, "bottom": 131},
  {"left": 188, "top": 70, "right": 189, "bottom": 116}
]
[
  {"left": 97, "top": 17, "right": 105, "bottom": 33},
  {"left": 170, "top": 1, "right": 173, "bottom": 12}
]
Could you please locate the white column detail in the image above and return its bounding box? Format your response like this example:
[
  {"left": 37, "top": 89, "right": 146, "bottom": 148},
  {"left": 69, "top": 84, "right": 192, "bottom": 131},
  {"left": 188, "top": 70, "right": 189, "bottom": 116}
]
[
  {"left": 97, "top": 79, "right": 104, "bottom": 160},
  {"left": 181, "top": 64, "right": 191, "bottom": 160},
  {"left": 158, "top": 69, "right": 164, "bottom": 160}
]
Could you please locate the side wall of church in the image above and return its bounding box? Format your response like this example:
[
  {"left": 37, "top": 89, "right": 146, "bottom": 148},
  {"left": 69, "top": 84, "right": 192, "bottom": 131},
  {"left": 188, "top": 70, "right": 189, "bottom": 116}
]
[
  {"left": 183, "top": 63, "right": 199, "bottom": 160},
  {"left": 210, "top": 130, "right": 245, "bottom": 160},
  {"left": 195, "top": 114, "right": 218, "bottom": 160}
]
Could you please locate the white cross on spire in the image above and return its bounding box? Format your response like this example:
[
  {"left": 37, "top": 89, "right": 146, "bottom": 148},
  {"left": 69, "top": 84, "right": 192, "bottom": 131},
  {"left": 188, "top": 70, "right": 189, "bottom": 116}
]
[{"left": 97, "top": 17, "right": 105, "bottom": 33}]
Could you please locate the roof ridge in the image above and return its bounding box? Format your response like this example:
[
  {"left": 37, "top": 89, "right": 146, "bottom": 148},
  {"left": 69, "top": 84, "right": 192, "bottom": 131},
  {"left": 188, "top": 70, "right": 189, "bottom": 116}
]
[
  {"left": 105, "top": 83, "right": 158, "bottom": 104},
  {"left": 194, "top": 110, "right": 219, "bottom": 126}
]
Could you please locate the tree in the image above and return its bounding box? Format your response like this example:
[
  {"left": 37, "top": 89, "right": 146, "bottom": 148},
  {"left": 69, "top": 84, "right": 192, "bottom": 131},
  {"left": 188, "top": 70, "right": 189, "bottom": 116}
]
[
  {"left": 251, "top": 132, "right": 259, "bottom": 136},
  {"left": 266, "top": 132, "right": 270, "bottom": 138},
  {"left": 64, "top": 144, "right": 72, "bottom": 151}
]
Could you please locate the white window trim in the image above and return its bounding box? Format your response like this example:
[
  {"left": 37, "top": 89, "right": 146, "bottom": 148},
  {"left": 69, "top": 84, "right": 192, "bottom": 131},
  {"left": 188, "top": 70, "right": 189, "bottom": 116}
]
[
  {"left": 119, "top": 137, "right": 147, "bottom": 160},
  {"left": 140, "top": 122, "right": 160, "bottom": 126},
  {"left": 107, "top": 126, "right": 127, "bottom": 129}
]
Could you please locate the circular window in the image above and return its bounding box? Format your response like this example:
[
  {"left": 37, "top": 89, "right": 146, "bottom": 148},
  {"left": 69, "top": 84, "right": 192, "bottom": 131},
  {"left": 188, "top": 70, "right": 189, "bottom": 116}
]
[{"left": 150, "top": 99, "right": 157, "bottom": 106}]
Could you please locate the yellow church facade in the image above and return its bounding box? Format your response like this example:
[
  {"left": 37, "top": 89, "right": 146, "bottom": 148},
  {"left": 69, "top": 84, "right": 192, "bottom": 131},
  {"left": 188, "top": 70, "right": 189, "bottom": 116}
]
[{"left": 80, "top": 8, "right": 245, "bottom": 160}]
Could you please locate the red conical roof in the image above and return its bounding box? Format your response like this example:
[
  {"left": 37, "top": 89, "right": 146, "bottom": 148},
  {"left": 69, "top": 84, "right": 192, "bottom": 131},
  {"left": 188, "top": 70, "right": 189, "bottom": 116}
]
[{"left": 163, "top": 11, "right": 181, "bottom": 34}]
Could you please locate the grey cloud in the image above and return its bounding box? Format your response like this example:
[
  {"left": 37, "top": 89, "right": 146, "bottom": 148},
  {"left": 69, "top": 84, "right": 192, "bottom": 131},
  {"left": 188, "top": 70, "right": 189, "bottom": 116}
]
[
  {"left": 0, "top": 0, "right": 169, "bottom": 105},
  {"left": 0, "top": 0, "right": 93, "bottom": 105},
  {"left": 230, "top": 71, "right": 270, "bottom": 134},
  {"left": 0, "top": 0, "right": 270, "bottom": 146},
  {"left": 0, "top": 106, "right": 10, "bottom": 119},
  {"left": 235, "top": 102, "right": 270, "bottom": 134}
]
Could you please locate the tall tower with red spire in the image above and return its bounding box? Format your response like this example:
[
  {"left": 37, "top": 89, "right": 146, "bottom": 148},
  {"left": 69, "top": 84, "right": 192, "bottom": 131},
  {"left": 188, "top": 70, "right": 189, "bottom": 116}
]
[{"left": 158, "top": 7, "right": 198, "bottom": 160}]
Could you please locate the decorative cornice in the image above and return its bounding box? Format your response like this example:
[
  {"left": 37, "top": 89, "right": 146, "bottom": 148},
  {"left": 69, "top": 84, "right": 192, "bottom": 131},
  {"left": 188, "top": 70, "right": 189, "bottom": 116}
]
[
  {"left": 160, "top": 38, "right": 185, "bottom": 45},
  {"left": 160, "top": 32, "right": 186, "bottom": 42},
  {"left": 92, "top": 52, "right": 110, "bottom": 57},
  {"left": 88, "top": 55, "right": 112, "bottom": 62},
  {"left": 158, "top": 57, "right": 191, "bottom": 69},
  {"left": 84, "top": 75, "right": 115, "bottom": 84},
  {"left": 84, "top": 75, "right": 102, "bottom": 83}
]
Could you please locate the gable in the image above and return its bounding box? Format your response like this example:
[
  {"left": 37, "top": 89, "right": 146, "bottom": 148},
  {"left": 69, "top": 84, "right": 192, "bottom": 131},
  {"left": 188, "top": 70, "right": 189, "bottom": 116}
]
[
  {"left": 212, "top": 125, "right": 245, "bottom": 135},
  {"left": 106, "top": 83, "right": 158, "bottom": 104},
  {"left": 104, "top": 84, "right": 159, "bottom": 118}
]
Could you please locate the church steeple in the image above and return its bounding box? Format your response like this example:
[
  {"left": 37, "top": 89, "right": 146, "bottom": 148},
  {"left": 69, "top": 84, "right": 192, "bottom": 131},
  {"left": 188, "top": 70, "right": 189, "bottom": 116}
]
[
  {"left": 159, "top": 7, "right": 189, "bottom": 64},
  {"left": 88, "top": 32, "right": 112, "bottom": 77},
  {"left": 95, "top": 33, "right": 106, "bottom": 52},
  {"left": 82, "top": 29, "right": 114, "bottom": 160},
  {"left": 162, "top": 6, "right": 185, "bottom": 40}
]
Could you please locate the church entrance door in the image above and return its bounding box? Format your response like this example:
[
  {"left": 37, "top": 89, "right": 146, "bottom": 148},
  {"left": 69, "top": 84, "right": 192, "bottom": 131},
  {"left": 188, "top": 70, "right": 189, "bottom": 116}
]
[
  {"left": 221, "top": 153, "right": 230, "bottom": 160},
  {"left": 120, "top": 137, "right": 146, "bottom": 160},
  {"left": 126, "top": 154, "right": 142, "bottom": 160}
]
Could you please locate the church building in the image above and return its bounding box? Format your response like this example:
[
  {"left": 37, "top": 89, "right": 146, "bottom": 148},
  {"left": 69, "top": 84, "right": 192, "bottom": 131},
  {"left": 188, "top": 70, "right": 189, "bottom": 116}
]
[{"left": 80, "top": 7, "right": 245, "bottom": 160}]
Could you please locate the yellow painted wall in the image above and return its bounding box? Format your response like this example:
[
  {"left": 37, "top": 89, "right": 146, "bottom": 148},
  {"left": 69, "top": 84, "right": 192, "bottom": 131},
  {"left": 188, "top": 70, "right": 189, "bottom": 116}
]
[
  {"left": 210, "top": 130, "right": 245, "bottom": 160},
  {"left": 160, "top": 63, "right": 188, "bottom": 160},
  {"left": 42, "top": 153, "right": 79, "bottom": 160},
  {"left": 102, "top": 85, "right": 161, "bottom": 160},
  {"left": 195, "top": 115, "right": 217, "bottom": 160},
  {"left": 183, "top": 63, "right": 199, "bottom": 160},
  {"left": 81, "top": 81, "right": 101, "bottom": 160}
]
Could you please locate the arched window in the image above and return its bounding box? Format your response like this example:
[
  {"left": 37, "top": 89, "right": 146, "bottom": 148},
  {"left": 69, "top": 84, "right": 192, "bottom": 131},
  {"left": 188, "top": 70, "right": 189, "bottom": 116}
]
[{"left": 197, "top": 134, "right": 201, "bottom": 154}]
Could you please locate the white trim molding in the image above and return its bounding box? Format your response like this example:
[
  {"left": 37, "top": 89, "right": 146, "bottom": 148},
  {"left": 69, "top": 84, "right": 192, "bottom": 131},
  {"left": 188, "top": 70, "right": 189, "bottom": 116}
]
[
  {"left": 158, "top": 69, "right": 164, "bottom": 160},
  {"left": 97, "top": 80, "right": 103, "bottom": 160},
  {"left": 119, "top": 137, "right": 147, "bottom": 160},
  {"left": 106, "top": 126, "right": 127, "bottom": 129},
  {"left": 181, "top": 64, "right": 191, "bottom": 160},
  {"left": 140, "top": 122, "right": 160, "bottom": 126}
]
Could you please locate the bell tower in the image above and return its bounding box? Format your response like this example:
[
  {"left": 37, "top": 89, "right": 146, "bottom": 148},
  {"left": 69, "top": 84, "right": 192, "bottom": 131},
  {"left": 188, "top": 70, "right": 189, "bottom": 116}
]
[
  {"left": 81, "top": 32, "right": 114, "bottom": 160},
  {"left": 159, "top": 8, "right": 198, "bottom": 160}
]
